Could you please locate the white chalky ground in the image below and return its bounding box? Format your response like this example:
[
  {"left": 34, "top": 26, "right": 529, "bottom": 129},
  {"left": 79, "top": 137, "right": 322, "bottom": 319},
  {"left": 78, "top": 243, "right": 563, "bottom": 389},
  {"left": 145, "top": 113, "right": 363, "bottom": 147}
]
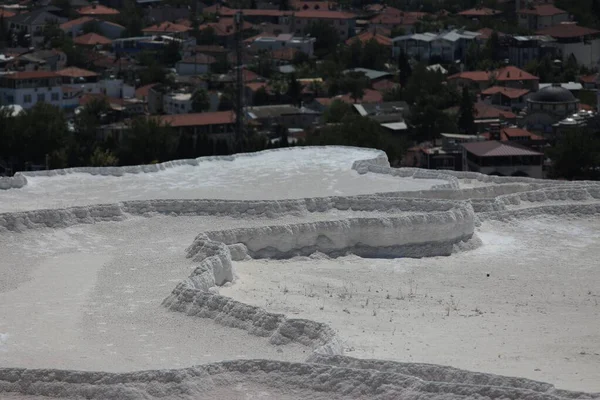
[{"left": 1, "top": 147, "right": 599, "bottom": 398}]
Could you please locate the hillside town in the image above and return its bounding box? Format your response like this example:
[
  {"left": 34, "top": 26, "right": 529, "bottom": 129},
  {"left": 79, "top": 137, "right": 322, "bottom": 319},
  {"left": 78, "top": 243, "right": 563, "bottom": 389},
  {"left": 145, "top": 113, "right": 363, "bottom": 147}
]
[{"left": 0, "top": 0, "right": 599, "bottom": 179}]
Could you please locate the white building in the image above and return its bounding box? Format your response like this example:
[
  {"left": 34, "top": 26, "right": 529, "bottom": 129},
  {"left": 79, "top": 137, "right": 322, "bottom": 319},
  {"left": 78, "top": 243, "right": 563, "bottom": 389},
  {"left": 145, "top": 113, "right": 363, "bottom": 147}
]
[
  {"left": 462, "top": 140, "right": 544, "bottom": 179},
  {"left": 393, "top": 29, "right": 481, "bottom": 62},
  {"left": 0, "top": 71, "right": 62, "bottom": 109},
  {"left": 517, "top": 4, "right": 569, "bottom": 31},
  {"left": 250, "top": 34, "right": 315, "bottom": 56},
  {"left": 536, "top": 24, "right": 600, "bottom": 69},
  {"left": 163, "top": 91, "right": 193, "bottom": 114}
]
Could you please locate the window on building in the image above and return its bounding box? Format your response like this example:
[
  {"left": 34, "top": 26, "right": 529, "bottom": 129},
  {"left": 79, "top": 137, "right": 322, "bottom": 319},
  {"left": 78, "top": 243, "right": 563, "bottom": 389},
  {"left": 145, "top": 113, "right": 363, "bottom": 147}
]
[
  {"left": 37, "top": 93, "right": 45, "bottom": 102},
  {"left": 24, "top": 94, "right": 32, "bottom": 103},
  {"left": 51, "top": 93, "right": 59, "bottom": 102}
]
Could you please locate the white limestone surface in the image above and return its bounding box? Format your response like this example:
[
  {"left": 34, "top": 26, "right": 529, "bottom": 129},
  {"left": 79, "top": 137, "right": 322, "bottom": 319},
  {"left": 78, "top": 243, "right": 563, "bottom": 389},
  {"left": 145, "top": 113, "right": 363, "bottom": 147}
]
[{"left": 0, "top": 147, "right": 446, "bottom": 212}]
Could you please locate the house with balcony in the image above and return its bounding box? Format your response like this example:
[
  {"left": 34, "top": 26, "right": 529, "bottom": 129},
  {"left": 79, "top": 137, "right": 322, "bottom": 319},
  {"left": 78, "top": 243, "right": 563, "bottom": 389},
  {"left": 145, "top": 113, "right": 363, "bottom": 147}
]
[
  {"left": 507, "top": 35, "right": 557, "bottom": 68},
  {"left": 7, "top": 9, "right": 67, "bottom": 46},
  {"left": 461, "top": 140, "right": 543, "bottom": 178},
  {"left": 155, "top": 110, "right": 236, "bottom": 142},
  {"left": 293, "top": 10, "right": 356, "bottom": 40},
  {"left": 0, "top": 71, "right": 62, "bottom": 109}
]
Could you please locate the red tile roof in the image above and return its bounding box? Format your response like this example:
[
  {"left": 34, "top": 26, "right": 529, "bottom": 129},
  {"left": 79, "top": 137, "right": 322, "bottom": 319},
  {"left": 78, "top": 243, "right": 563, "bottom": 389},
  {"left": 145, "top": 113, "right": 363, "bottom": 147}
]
[
  {"left": 372, "top": 79, "right": 400, "bottom": 91},
  {"left": 56, "top": 66, "right": 98, "bottom": 78},
  {"left": 77, "top": 4, "right": 119, "bottom": 15},
  {"left": 135, "top": 83, "right": 158, "bottom": 99},
  {"left": 242, "top": 68, "right": 262, "bottom": 82},
  {"left": 292, "top": 1, "right": 334, "bottom": 11},
  {"left": 157, "top": 111, "right": 235, "bottom": 127},
  {"left": 458, "top": 7, "right": 502, "bottom": 17},
  {"left": 142, "top": 22, "right": 191, "bottom": 33},
  {"left": 219, "top": 8, "right": 285, "bottom": 17},
  {"left": 518, "top": 4, "right": 566, "bottom": 16},
  {"left": 0, "top": 9, "right": 16, "bottom": 18},
  {"left": 3, "top": 71, "right": 59, "bottom": 79},
  {"left": 501, "top": 127, "right": 543, "bottom": 140},
  {"left": 295, "top": 10, "right": 355, "bottom": 19},
  {"left": 481, "top": 86, "right": 530, "bottom": 99},
  {"left": 477, "top": 27, "right": 505, "bottom": 39},
  {"left": 474, "top": 102, "right": 516, "bottom": 120},
  {"left": 462, "top": 140, "right": 542, "bottom": 157},
  {"left": 536, "top": 23, "right": 600, "bottom": 38},
  {"left": 494, "top": 66, "right": 539, "bottom": 81},
  {"left": 334, "top": 88, "right": 383, "bottom": 104},
  {"left": 346, "top": 30, "right": 392, "bottom": 46},
  {"left": 201, "top": 19, "right": 253, "bottom": 36},
  {"left": 59, "top": 16, "right": 95, "bottom": 30},
  {"left": 245, "top": 81, "right": 269, "bottom": 92},
  {"left": 73, "top": 32, "right": 112, "bottom": 45},
  {"left": 448, "top": 66, "right": 538, "bottom": 82},
  {"left": 580, "top": 73, "right": 599, "bottom": 84}
]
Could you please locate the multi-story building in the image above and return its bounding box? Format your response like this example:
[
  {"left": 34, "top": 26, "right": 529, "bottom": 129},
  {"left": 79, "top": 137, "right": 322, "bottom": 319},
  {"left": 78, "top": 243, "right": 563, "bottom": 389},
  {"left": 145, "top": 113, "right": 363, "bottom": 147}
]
[
  {"left": 517, "top": 4, "right": 568, "bottom": 30},
  {"left": 392, "top": 29, "right": 481, "bottom": 62},
  {"left": 536, "top": 23, "right": 600, "bottom": 69},
  {"left": 163, "top": 91, "right": 193, "bottom": 114},
  {"left": 507, "top": 35, "right": 557, "bottom": 68},
  {"left": 447, "top": 66, "right": 539, "bottom": 92},
  {"left": 0, "top": 71, "right": 62, "bottom": 109},
  {"left": 250, "top": 33, "right": 315, "bottom": 56},
  {"left": 462, "top": 140, "right": 544, "bottom": 178}
]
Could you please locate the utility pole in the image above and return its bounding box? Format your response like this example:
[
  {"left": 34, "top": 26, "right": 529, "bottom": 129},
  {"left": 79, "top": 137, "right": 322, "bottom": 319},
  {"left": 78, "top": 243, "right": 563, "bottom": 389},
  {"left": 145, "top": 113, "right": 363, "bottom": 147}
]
[{"left": 234, "top": 11, "right": 245, "bottom": 153}]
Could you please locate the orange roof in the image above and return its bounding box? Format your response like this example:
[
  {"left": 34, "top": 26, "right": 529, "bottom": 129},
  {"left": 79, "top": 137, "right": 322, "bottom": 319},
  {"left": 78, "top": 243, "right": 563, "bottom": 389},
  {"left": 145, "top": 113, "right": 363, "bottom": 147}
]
[
  {"left": 3, "top": 71, "right": 59, "bottom": 79},
  {"left": 339, "top": 88, "right": 383, "bottom": 104},
  {"left": 518, "top": 4, "right": 566, "bottom": 16},
  {"left": 142, "top": 22, "right": 191, "bottom": 33},
  {"left": 292, "top": 1, "right": 334, "bottom": 11},
  {"left": 458, "top": 7, "right": 502, "bottom": 16},
  {"left": 346, "top": 30, "right": 392, "bottom": 46},
  {"left": 245, "top": 82, "right": 269, "bottom": 92},
  {"left": 59, "top": 16, "right": 95, "bottom": 30},
  {"left": 477, "top": 28, "right": 505, "bottom": 39},
  {"left": 135, "top": 83, "right": 157, "bottom": 99},
  {"left": 77, "top": 4, "right": 119, "bottom": 15},
  {"left": 242, "top": 69, "right": 262, "bottom": 82},
  {"left": 295, "top": 10, "right": 355, "bottom": 19},
  {"left": 502, "top": 127, "right": 543, "bottom": 140},
  {"left": 56, "top": 66, "right": 98, "bottom": 78},
  {"left": 474, "top": 102, "right": 516, "bottom": 119},
  {"left": 73, "top": 32, "right": 112, "bottom": 45},
  {"left": 480, "top": 86, "right": 530, "bottom": 99},
  {"left": 201, "top": 18, "right": 253, "bottom": 36},
  {"left": 536, "top": 24, "right": 600, "bottom": 38},
  {"left": 494, "top": 66, "right": 539, "bottom": 81},
  {"left": 448, "top": 70, "right": 490, "bottom": 82},
  {"left": 0, "top": 9, "right": 16, "bottom": 18},
  {"left": 448, "top": 66, "right": 538, "bottom": 82},
  {"left": 157, "top": 111, "right": 235, "bottom": 127},
  {"left": 580, "top": 73, "right": 599, "bottom": 84},
  {"left": 372, "top": 79, "right": 400, "bottom": 91}
]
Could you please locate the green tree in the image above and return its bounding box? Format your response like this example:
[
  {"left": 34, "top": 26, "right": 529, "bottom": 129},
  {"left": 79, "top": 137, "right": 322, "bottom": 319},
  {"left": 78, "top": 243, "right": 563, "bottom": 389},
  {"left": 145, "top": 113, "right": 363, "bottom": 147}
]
[
  {"left": 73, "top": 98, "right": 110, "bottom": 165},
  {"left": 191, "top": 88, "right": 210, "bottom": 112},
  {"left": 361, "top": 39, "right": 388, "bottom": 70},
  {"left": 253, "top": 86, "right": 270, "bottom": 106},
  {"left": 19, "top": 103, "right": 70, "bottom": 168},
  {"left": 161, "top": 40, "right": 182, "bottom": 66},
  {"left": 397, "top": 49, "right": 412, "bottom": 87},
  {"left": 286, "top": 73, "right": 302, "bottom": 107},
  {"left": 122, "top": 117, "right": 174, "bottom": 164},
  {"left": 307, "top": 21, "right": 340, "bottom": 58},
  {"left": 323, "top": 99, "right": 353, "bottom": 123},
  {"left": 90, "top": 148, "right": 119, "bottom": 166},
  {"left": 548, "top": 122, "right": 600, "bottom": 180},
  {"left": 457, "top": 86, "right": 476, "bottom": 135}
]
